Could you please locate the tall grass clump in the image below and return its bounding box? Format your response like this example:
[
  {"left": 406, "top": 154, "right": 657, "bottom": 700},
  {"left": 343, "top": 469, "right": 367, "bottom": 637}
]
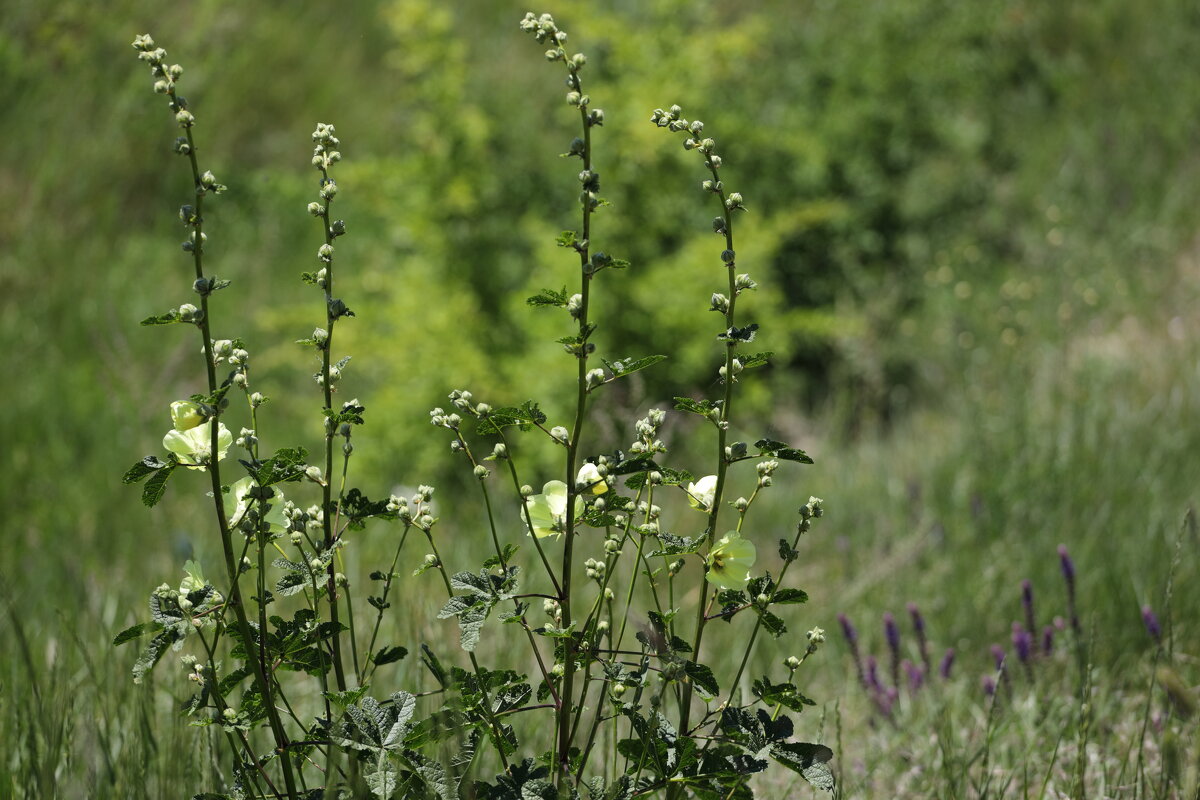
[{"left": 117, "top": 14, "right": 834, "bottom": 799}]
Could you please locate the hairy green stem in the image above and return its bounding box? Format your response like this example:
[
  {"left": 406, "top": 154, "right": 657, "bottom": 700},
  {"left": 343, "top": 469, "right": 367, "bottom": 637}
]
[{"left": 174, "top": 109, "right": 299, "bottom": 798}]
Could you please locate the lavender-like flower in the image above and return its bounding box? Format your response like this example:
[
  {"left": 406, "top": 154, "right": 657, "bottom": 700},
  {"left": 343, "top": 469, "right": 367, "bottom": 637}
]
[
  {"left": 990, "top": 644, "right": 1006, "bottom": 672},
  {"left": 1058, "top": 544, "right": 1080, "bottom": 633},
  {"left": 884, "top": 612, "right": 901, "bottom": 688},
  {"left": 982, "top": 674, "right": 997, "bottom": 697},
  {"left": 1141, "top": 605, "right": 1162, "bottom": 643},
  {"left": 838, "top": 612, "right": 866, "bottom": 688},
  {"left": 903, "top": 659, "right": 924, "bottom": 692},
  {"left": 1041, "top": 625, "right": 1055, "bottom": 656},
  {"left": 1012, "top": 623, "right": 1034, "bottom": 681},
  {"left": 865, "top": 655, "right": 883, "bottom": 694},
  {"left": 938, "top": 647, "right": 955, "bottom": 680},
  {"left": 1021, "top": 579, "right": 1036, "bottom": 639},
  {"left": 907, "top": 602, "right": 932, "bottom": 673}
]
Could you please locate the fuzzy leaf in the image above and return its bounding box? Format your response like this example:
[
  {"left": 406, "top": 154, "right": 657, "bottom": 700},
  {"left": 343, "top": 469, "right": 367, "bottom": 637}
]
[
  {"left": 673, "top": 396, "right": 722, "bottom": 417},
  {"left": 475, "top": 401, "right": 547, "bottom": 435},
  {"left": 113, "top": 621, "right": 160, "bottom": 646},
  {"left": 684, "top": 662, "right": 720, "bottom": 697},
  {"left": 738, "top": 351, "right": 774, "bottom": 369},
  {"left": 122, "top": 455, "right": 170, "bottom": 484},
  {"left": 372, "top": 646, "right": 408, "bottom": 667},
  {"left": 754, "top": 438, "right": 814, "bottom": 464},
  {"left": 769, "top": 742, "right": 835, "bottom": 791},
  {"left": 141, "top": 459, "right": 178, "bottom": 507},
  {"left": 527, "top": 287, "right": 569, "bottom": 307},
  {"left": 602, "top": 355, "right": 667, "bottom": 380},
  {"left": 771, "top": 588, "right": 809, "bottom": 605},
  {"left": 140, "top": 310, "right": 183, "bottom": 326}
]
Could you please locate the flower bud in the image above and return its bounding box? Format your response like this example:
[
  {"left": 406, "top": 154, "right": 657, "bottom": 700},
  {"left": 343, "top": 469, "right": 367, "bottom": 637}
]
[
  {"left": 178, "top": 303, "right": 198, "bottom": 322},
  {"left": 473, "top": 465, "right": 490, "bottom": 480},
  {"left": 289, "top": 531, "right": 303, "bottom": 545},
  {"left": 734, "top": 497, "right": 749, "bottom": 511},
  {"left": 611, "top": 683, "right": 627, "bottom": 697},
  {"left": 492, "top": 443, "right": 508, "bottom": 459},
  {"left": 710, "top": 293, "right": 729, "bottom": 313},
  {"left": 307, "top": 202, "right": 323, "bottom": 216},
  {"left": 566, "top": 91, "right": 581, "bottom": 106},
  {"left": 305, "top": 466, "right": 325, "bottom": 485},
  {"left": 520, "top": 484, "right": 533, "bottom": 497},
  {"left": 309, "top": 558, "right": 323, "bottom": 571},
  {"left": 785, "top": 655, "right": 802, "bottom": 669},
  {"left": 550, "top": 426, "right": 569, "bottom": 444}
]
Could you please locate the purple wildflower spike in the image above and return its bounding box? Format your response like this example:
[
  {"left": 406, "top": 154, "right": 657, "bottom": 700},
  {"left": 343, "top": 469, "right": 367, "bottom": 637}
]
[
  {"left": 939, "top": 648, "right": 955, "bottom": 680},
  {"left": 1041, "top": 625, "right": 1055, "bottom": 656},
  {"left": 982, "top": 674, "right": 997, "bottom": 696},
  {"left": 1058, "top": 544, "right": 1080, "bottom": 632},
  {"left": 1021, "top": 579, "right": 1036, "bottom": 638},
  {"left": 865, "top": 655, "right": 882, "bottom": 694},
  {"left": 990, "top": 644, "right": 1006, "bottom": 672},
  {"left": 907, "top": 602, "right": 932, "bottom": 673},
  {"left": 884, "top": 612, "right": 901, "bottom": 688},
  {"left": 903, "top": 659, "right": 924, "bottom": 692},
  {"left": 1141, "top": 605, "right": 1162, "bottom": 643},
  {"left": 1012, "top": 623, "right": 1034, "bottom": 681},
  {"left": 838, "top": 613, "right": 866, "bottom": 688}
]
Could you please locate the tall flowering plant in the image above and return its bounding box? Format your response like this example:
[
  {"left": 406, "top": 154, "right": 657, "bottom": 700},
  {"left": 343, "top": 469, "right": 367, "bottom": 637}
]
[{"left": 118, "top": 15, "right": 833, "bottom": 799}]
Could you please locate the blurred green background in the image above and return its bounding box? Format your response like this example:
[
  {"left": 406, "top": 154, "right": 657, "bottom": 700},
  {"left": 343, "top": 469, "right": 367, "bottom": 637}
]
[{"left": 3, "top": 0, "right": 1199, "bottom": 796}]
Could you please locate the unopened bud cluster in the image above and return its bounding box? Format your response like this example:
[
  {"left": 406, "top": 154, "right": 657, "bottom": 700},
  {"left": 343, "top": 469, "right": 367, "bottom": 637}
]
[{"left": 629, "top": 407, "right": 668, "bottom": 456}]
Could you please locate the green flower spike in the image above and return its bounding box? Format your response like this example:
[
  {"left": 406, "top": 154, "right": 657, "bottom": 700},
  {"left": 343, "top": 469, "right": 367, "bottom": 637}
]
[
  {"left": 705, "top": 531, "right": 756, "bottom": 589},
  {"left": 525, "top": 480, "right": 585, "bottom": 539},
  {"left": 686, "top": 474, "right": 718, "bottom": 511},
  {"left": 163, "top": 420, "right": 233, "bottom": 470}
]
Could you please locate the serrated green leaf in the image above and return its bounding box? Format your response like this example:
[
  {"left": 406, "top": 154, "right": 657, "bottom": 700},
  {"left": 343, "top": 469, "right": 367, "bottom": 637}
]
[
  {"left": 770, "top": 742, "right": 835, "bottom": 791},
  {"left": 113, "top": 621, "right": 160, "bottom": 646},
  {"left": 365, "top": 763, "right": 398, "bottom": 799},
  {"left": 122, "top": 456, "right": 169, "bottom": 484},
  {"left": 142, "top": 459, "right": 178, "bottom": 507},
  {"left": 673, "top": 396, "right": 722, "bottom": 416},
  {"left": 771, "top": 588, "right": 809, "bottom": 604},
  {"left": 739, "top": 351, "right": 774, "bottom": 369},
  {"left": 601, "top": 355, "right": 667, "bottom": 381},
  {"left": 684, "top": 662, "right": 720, "bottom": 697},
  {"left": 754, "top": 438, "right": 814, "bottom": 464},
  {"left": 132, "top": 629, "right": 179, "bottom": 684},
  {"left": 372, "top": 645, "right": 408, "bottom": 667},
  {"left": 625, "top": 467, "right": 693, "bottom": 491},
  {"left": 755, "top": 608, "right": 787, "bottom": 638},
  {"left": 527, "top": 287, "right": 569, "bottom": 307},
  {"left": 140, "top": 310, "right": 183, "bottom": 326}
]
